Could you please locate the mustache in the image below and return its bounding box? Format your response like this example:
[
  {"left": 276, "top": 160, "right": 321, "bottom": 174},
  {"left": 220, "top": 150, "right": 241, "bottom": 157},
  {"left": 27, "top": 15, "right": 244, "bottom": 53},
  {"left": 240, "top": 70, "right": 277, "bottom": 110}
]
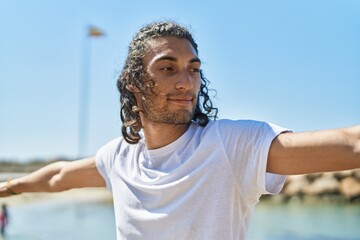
[{"left": 144, "top": 85, "right": 197, "bottom": 99}]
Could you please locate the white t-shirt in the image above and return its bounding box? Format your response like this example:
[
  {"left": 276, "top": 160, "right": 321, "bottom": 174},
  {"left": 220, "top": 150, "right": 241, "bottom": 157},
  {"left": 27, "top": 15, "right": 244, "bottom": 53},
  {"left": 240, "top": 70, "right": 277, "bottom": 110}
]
[{"left": 96, "top": 119, "right": 288, "bottom": 240}]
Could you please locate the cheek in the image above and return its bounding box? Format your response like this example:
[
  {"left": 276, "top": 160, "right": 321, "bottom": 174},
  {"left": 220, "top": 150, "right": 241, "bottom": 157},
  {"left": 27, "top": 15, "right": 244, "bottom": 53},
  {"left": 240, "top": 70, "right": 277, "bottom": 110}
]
[
  {"left": 153, "top": 88, "right": 167, "bottom": 97},
  {"left": 150, "top": 78, "right": 172, "bottom": 94},
  {"left": 194, "top": 77, "right": 201, "bottom": 90},
  {"left": 142, "top": 75, "right": 165, "bottom": 95},
  {"left": 143, "top": 82, "right": 168, "bottom": 98}
]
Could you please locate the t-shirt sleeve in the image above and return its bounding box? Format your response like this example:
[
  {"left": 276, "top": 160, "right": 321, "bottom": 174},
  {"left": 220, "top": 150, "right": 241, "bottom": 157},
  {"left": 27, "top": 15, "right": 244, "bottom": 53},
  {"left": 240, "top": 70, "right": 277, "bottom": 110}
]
[
  {"left": 95, "top": 138, "right": 122, "bottom": 193},
  {"left": 255, "top": 122, "right": 288, "bottom": 195},
  {"left": 218, "top": 120, "right": 290, "bottom": 202}
]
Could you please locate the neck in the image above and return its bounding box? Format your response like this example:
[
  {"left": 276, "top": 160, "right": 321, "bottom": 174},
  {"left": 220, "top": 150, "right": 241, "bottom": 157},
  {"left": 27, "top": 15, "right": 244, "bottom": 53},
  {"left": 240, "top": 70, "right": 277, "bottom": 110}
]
[{"left": 141, "top": 118, "right": 191, "bottom": 150}]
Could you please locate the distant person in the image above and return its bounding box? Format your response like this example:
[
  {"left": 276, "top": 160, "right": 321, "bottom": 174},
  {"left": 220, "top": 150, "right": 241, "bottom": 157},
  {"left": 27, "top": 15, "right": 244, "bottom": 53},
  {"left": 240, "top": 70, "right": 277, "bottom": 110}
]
[
  {"left": 0, "top": 204, "right": 9, "bottom": 237},
  {"left": 0, "top": 21, "right": 359, "bottom": 239}
]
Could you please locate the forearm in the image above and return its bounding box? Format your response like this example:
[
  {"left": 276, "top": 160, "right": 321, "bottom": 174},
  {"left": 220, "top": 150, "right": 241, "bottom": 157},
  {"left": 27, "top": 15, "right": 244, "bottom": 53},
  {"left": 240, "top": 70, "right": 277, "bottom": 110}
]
[
  {"left": 319, "top": 125, "right": 360, "bottom": 171},
  {"left": 0, "top": 157, "right": 105, "bottom": 198},
  {"left": 0, "top": 157, "right": 105, "bottom": 197},
  {"left": 344, "top": 125, "right": 360, "bottom": 158},
  {"left": 343, "top": 125, "right": 360, "bottom": 170},
  {"left": 268, "top": 125, "right": 360, "bottom": 175},
  {"left": 300, "top": 125, "right": 360, "bottom": 172},
  {"left": 5, "top": 161, "right": 70, "bottom": 194}
]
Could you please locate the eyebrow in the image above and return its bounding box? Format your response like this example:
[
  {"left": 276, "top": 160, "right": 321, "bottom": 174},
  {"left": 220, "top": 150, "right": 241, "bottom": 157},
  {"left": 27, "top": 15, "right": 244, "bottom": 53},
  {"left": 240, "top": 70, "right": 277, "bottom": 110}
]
[{"left": 153, "top": 55, "right": 201, "bottom": 64}]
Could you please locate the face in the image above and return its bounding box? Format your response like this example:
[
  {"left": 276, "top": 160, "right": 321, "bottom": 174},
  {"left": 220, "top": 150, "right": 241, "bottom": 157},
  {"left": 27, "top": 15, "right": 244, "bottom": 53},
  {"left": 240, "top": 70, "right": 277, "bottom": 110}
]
[{"left": 135, "top": 37, "right": 201, "bottom": 125}]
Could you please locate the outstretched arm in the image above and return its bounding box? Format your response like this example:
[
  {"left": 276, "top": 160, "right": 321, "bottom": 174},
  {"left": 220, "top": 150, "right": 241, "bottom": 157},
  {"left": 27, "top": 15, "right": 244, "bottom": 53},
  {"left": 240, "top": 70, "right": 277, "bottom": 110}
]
[
  {"left": 0, "top": 157, "right": 105, "bottom": 197},
  {"left": 267, "top": 125, "right": 360, "bottom": 175}
]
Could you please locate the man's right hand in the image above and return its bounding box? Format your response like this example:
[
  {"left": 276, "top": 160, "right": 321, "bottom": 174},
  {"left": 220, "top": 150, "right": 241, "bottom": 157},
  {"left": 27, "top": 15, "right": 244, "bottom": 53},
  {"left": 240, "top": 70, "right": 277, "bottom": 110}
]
[{"left": 0, "top": 179, "right": 18, "bottom": 197}]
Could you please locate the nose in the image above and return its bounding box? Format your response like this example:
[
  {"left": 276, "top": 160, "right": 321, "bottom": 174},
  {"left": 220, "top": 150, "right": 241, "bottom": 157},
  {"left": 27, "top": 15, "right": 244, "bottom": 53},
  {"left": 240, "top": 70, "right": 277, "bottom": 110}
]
[{"left": 175, "top": 70, "right": 194, "bottom": 91}]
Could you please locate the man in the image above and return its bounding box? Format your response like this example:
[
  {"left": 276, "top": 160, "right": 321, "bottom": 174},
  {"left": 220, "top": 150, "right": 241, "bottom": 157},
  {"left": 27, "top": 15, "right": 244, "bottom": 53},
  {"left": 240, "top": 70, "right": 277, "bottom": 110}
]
[{"left": 1, "top": 21, "right": 359, "bottom": 239}]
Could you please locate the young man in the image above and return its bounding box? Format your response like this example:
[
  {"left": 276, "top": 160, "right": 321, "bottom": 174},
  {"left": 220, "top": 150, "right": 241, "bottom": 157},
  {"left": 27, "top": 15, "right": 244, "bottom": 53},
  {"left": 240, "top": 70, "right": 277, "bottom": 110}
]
[{"left": 1, "top": 21, "right": 359, "bottom": 239}]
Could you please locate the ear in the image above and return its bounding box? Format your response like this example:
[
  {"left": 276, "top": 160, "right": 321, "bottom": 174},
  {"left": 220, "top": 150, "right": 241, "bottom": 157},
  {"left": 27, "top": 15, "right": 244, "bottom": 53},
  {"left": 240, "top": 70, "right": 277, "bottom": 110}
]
[{"left": 126, "top": 84, "right": 141, "bottom": 93}]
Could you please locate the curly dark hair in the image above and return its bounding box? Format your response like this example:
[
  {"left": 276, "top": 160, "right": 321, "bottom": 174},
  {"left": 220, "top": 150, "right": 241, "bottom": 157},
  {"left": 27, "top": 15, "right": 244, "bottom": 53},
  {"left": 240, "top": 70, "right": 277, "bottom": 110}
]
[{"left": 117, "top": 21, "right": 218, "bottom": 144}]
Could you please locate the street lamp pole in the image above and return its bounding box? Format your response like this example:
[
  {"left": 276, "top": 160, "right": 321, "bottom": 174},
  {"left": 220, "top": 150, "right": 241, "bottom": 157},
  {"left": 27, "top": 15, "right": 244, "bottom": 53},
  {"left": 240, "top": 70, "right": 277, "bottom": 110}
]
[{"left": 77, "top": 25, "right": 104, "bottom": 158}]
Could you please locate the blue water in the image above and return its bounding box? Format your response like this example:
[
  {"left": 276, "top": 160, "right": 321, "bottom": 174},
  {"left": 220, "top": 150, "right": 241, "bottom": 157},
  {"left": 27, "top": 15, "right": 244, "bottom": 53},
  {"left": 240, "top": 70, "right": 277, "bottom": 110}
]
[
  {"left": 5, "top": 200, "right": 116, "bottom": 240},
  {"left": 3, "top": 200, "right": 360, "bottom": 240},
  {"left": 249, "top": 203, "right": 360, "bottom": 240}
]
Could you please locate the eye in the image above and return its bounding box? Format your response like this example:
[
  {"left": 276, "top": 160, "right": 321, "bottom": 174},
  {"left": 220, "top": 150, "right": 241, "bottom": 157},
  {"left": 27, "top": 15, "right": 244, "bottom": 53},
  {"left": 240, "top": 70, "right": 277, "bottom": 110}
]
[
  {"left": 191, "top": 67, "right": 200, "bottom": 73},
  {"left": 189, "top": 66, "right": 201, "bottom": 73},
  {"left": 160, "top": 66, "right": 174, "bottom": 71}
]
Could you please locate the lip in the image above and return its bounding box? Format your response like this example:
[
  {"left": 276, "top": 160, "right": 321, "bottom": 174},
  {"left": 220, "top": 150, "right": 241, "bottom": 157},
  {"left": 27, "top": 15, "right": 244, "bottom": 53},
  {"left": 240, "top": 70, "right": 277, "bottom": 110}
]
[
  {"left": 168, "top": 96, "right": 193, "bottom": 101},
  {"left": 167, "top": 96, "right": 193, "bottom": 105}
]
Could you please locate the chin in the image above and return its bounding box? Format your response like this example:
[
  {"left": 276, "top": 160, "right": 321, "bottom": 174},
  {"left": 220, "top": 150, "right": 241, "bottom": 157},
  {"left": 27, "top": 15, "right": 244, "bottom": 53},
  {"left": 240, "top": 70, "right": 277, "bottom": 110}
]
[
  {"left": 165, "top": 111, "right": 193, "bottom": 124},
  {"left": 150, "top": 110, "right": 194, "bottom": 125}
]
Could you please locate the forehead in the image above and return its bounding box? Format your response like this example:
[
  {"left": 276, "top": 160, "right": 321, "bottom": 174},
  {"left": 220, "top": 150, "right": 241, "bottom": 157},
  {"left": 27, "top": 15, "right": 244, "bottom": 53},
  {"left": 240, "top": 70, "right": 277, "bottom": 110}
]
[{"left": 143, "top": 37, "right": 198, "bottom": 64}]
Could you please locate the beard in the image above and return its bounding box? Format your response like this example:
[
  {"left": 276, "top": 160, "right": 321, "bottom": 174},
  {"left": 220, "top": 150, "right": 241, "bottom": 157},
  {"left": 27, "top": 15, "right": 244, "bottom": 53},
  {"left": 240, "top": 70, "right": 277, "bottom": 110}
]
[{"left": 140, "top": 94, "right": 196, "bottom": 125}]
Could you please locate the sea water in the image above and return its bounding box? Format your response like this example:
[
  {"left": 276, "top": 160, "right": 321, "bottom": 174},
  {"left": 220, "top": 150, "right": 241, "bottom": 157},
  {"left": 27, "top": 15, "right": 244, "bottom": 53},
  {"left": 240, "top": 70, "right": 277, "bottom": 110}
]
[
  {"left": 3, "top": 200, "right": 360, "bottom": 240},
  {"left": 4, "top": 200, "right": 116, "bottom": 240},
  {"left": 249, "top": 203, "right": 360, "bottom": 240}
]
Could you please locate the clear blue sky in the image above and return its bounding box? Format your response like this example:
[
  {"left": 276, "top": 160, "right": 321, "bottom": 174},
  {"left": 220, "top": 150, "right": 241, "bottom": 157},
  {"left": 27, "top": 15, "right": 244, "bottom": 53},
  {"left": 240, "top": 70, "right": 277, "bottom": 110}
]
[{"left": 1, "top": 0, "right": 359, "bottom": 162}]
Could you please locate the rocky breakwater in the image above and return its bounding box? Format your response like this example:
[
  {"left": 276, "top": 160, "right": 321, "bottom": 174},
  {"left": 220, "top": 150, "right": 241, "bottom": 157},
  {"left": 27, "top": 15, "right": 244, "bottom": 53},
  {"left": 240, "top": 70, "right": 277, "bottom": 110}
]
[{"left": 277, "top": 170, "right": 360, "bottom": 203}]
